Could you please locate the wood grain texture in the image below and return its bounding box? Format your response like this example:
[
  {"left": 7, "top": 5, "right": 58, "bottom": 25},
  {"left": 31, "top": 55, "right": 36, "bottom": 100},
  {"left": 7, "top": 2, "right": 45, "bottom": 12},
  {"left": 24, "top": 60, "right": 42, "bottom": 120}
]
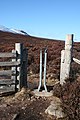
[
  {"left": 0, "top": 70, "right": 16, "bottom": 75},
  {"left": 0, "top": 61, "right": 20, "bottom": 67},
  {"left": 0, "top": 52, "right": 16, "bottom": 58},
  {"left": 0, "top": 79, "right": 15, "bottom": 85}
]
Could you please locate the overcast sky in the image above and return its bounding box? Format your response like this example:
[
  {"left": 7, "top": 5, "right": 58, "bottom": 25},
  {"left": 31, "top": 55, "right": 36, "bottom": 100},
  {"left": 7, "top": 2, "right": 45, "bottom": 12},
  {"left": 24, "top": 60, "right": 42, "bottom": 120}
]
[{"left": 0, "top": 0, "right": 80, "bottom": 41}]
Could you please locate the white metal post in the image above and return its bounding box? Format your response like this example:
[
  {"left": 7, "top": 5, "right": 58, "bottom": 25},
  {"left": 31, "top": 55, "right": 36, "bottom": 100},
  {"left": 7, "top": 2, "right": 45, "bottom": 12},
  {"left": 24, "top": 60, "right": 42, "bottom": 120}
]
[
  {"left": 38, "top": 49, "right": 42, "bottom": 91},
  {"left": 43, "top": 49, "right": 47, "bottom": 92}
]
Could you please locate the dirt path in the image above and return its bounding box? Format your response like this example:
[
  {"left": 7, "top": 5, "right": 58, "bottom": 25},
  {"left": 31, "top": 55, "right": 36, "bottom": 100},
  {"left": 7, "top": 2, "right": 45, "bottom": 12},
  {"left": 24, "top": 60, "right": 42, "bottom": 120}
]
[{"left": 0, "top": 88, "right": 54, "bottom": 120}]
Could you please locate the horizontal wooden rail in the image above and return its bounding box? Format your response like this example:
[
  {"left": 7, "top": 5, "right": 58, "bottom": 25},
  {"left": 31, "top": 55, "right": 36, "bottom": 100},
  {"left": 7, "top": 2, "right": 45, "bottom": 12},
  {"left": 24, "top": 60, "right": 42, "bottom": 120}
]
[
  {"left": 0, "top": 79, "right": 15, "bottom": 85},
  {"left": 0, "top": 43, "right": 28, "bottom": 94},
  {"left": 0, "top": 86, "right": 15, "bottom": 94},
  {"left": 0, "top": 61, "right": 20, "bottom": 67},
  {"left": 73, "top": 58, "right": 80, "bottom": 64},
  {"left": 0, "top": 70, "right": 16, "bottom": 76},
  {"left": 0, "top": 52, "right": 17, "bottom": 58}
]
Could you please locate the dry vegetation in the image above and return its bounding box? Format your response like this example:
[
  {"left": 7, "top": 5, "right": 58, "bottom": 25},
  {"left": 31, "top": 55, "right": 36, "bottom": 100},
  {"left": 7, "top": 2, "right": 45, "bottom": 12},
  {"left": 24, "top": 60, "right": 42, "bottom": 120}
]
[{"left": 0, "top": 31, "right": 80, "bottom": 120}]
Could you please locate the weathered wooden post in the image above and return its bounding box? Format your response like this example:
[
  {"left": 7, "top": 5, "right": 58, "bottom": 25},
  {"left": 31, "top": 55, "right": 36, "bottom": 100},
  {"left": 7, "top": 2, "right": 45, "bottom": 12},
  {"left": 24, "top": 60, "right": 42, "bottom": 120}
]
[
  {"left": 22, "top": 48, "right": 28, "bottom": 87},
  {"left": 15, "top": 43, "right": 23, "bottom": 91},
  {"left": 60, "top": 34, "right": 73, "bottom": 85},
  {"left": 60, "top": 50, "right": 65, "bottom": 85},
  {"left": 11, "top": 50, "right": 17, "bottom": 91},
  {"left": 65, "top": 34, "right": 73, "bottom": 78}
]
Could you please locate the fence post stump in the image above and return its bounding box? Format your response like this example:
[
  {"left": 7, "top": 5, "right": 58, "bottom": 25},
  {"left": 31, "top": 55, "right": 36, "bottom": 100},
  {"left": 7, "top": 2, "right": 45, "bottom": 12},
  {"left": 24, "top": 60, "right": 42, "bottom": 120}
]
[
  {"left": 15, "top": 43, "right": 23, "bottom": 91},
  {"left": 60, "top": 34, "right": 73, "bottom": 85}
]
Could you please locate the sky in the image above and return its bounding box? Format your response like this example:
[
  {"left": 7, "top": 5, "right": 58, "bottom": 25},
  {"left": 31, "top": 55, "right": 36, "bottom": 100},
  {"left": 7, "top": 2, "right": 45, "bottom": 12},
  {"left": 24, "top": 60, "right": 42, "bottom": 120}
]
[{"left": 0, "top": 0, "right": 80, "bottom": 41}]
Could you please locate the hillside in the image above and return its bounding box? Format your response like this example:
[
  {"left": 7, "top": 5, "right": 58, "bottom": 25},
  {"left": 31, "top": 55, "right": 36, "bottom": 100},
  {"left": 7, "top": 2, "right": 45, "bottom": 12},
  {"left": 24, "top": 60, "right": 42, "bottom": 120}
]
[
  {"left": 0, "top": 31, "right": 80, "bottom": 120},
  {"left": 0, "top": 31, "right": 64, "bottom": 76},
  {"left": 0, "top": 31, "right": 80, "bottom": 78}
]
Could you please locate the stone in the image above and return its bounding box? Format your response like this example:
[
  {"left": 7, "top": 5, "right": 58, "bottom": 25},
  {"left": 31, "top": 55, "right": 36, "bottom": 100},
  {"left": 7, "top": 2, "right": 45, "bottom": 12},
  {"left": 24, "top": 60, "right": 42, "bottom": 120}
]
[
  {"left": 0, "top": 104, "right": 7, "bottom": 108},
  {"left": 33, "top": 89, "right": 53, "bottom": 97},
  {"left": 45, "top": 96, "right": 66, "bottom": 119},
  {"left": 46, "top": 78, "right": 59, "bottom": 86}
]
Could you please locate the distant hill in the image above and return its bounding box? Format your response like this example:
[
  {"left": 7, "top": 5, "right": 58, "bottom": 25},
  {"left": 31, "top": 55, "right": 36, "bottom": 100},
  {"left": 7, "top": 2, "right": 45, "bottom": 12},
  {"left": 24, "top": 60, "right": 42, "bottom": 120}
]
[{"left": 0, "top": 25, "right": 29, "bottom": 35}]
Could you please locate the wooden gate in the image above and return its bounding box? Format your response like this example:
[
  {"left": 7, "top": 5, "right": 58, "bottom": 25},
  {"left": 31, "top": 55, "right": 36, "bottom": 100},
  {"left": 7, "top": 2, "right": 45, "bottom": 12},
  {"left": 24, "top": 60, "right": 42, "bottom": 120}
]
[{"left": 0, "top": 43, "right": 27, "bottom": 95}]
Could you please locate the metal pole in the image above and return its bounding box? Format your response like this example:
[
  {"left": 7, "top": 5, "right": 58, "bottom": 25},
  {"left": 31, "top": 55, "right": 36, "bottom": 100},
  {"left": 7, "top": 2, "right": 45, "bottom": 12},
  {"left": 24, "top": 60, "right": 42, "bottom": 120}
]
[
  {"left": 38, "top": 49, "right": 42, "bottom": 91},
  {"left": 43, "top": 49, "right": 47, "bottom": 92}
]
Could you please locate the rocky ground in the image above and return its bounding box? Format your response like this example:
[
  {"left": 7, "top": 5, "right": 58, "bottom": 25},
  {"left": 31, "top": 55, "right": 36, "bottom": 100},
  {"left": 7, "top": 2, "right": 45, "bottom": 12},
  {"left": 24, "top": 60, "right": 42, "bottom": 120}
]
[
  {"left": 0, "top": 88, "right": 57, "bottom": 120},
  {"left": 0, "top": 78, "right": 79, "bottom": 120}
]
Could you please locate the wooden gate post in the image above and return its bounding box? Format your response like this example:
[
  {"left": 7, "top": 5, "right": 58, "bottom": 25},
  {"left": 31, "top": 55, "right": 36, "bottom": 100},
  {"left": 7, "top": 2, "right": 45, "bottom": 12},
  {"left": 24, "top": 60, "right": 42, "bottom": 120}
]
[
  {"left": 11, "top": 50, "right": 17, "bottom": 91},
  {"left": 60, "top": 34, "right": 73, "bottom": 85},
  {"left": 65, "top": 34, "right": 73, "bottom": 78},
  {"left": 15, "top": 43, "right": 23, "bottom": 91},
  {"left": 22, "top": 48, "right": 28, "bottom": 88}
]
